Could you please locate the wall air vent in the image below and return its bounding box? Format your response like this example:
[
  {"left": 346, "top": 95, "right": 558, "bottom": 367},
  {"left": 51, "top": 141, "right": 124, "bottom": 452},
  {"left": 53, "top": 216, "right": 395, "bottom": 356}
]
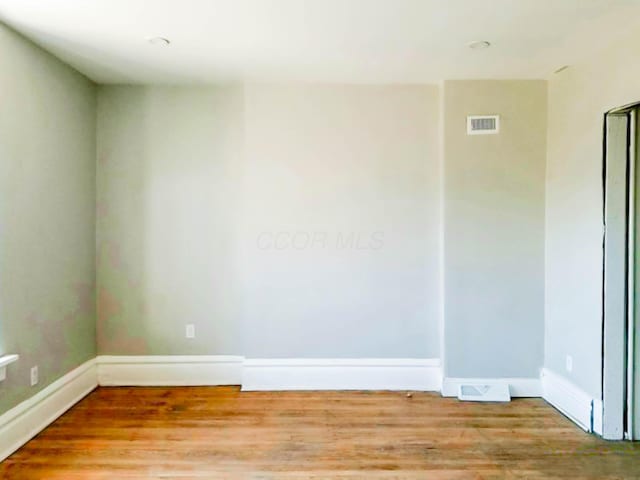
[{"left": 467, "top": 115, "right": 500, "bottom": 135}]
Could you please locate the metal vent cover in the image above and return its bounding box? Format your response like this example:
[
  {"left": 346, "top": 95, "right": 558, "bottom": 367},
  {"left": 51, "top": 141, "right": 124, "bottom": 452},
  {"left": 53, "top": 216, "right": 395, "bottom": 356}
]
[
  {"left": 467, "top": 115, "right": 500, "bottom": 135},
  {"left": 458, "top": 382, "right": 511, "bottom": 402}
]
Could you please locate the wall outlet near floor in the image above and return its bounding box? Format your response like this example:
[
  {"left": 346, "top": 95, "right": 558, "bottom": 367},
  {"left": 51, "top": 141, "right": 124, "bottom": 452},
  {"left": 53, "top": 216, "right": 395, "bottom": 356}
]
[
  {"left": 565, "top": 355, "right": 573, "bottom": 373},
  {"left": 185, "top": 324, "right": 195, "bottom": 339},
  {"left": 30, "top": 366, "right": 39, "bottom": 386}
]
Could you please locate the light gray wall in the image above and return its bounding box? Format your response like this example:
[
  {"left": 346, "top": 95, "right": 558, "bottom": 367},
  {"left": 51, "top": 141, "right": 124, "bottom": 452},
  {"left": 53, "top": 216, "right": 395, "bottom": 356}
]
[
  {"left": 0, "top": 24, "right": 96, "bottom": 414},
  {"left": 96, "top": 86, "right": 244, "bottom": 355},
  {"left": 96, "top": 83, "right": 442, "bottom": 359},
  {"left": 443, "top": 80, "right": 547, "bottom": 378},
  {"left": 545, "top": 27, "right": 640, "bottom": 399},
  {"left": 240, "top": 84, "right": 442, "bottom": 358}
]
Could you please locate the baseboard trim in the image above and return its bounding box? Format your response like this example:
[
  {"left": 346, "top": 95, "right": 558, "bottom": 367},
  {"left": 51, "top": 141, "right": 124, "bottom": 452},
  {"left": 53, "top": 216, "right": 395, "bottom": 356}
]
[
  {"left": 96, "top": 355, "right": 244, "bottom": 386},
  {"left": 0, "top": 358, "right": 97, "bottom": 462},
  {"left": 441, "top": 377, "right": 542, "bottom": 398},
  {"left": 592, "top": 398, "right": 603, "bottom": 436},
  {"left": 241, "top": 358, "right": 442, "bottom": 391},
  {"left": 541, "top": 368, "right": 600, "bottom": 433}
]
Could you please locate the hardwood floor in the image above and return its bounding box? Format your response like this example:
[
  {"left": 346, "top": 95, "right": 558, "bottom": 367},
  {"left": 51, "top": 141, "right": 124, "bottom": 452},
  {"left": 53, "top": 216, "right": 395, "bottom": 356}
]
[{"left": 1, "top": 387, "right": 640, "bottom": 479}]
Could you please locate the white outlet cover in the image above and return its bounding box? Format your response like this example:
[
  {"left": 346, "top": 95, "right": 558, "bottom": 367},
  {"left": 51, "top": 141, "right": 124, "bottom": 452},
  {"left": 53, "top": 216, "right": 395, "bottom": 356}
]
[
  {"left": 186, "top": 324, "right": 195, "bottom": 339},
  {"left": 30, "top": 366, "right": 38, "bottom": 386},
  {"left": 566, "top": 355, "right": 573, "bottom": 372}
]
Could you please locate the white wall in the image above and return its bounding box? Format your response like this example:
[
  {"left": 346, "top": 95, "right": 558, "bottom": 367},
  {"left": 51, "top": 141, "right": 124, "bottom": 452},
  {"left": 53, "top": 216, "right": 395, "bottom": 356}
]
[
  {"left": 443, "top": 80, "right": 547, "bottom": 378},
  {"left": 240, "top": 84, "right": 442, "bottom": 358},
  {"left": 97, "top": 83, "right": 442, "bottom": 359},
  {"left": 545, "top": 28, "right": 640, "bottom": 399}
]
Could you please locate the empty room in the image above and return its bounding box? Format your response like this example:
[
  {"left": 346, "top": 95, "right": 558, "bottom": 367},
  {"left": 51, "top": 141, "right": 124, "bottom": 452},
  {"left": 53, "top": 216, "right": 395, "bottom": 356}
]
[{"left": 1, "top": 0, "right": 640, "bottom": 478}]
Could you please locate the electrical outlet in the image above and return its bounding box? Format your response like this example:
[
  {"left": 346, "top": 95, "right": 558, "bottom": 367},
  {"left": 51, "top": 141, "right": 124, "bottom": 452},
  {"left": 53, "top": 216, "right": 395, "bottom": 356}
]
[
  {"left": 186, "top": 324, "right": 195, "bottom": 339},
  {"left": 566, "top": 355, "right": 573, "bottom": 373},
  {"left": 30, "top": 366, "right": 38, "bottom": 386}
]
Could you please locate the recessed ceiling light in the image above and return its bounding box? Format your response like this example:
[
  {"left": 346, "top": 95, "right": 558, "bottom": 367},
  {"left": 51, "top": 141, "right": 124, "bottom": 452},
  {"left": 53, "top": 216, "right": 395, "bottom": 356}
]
[
  {"left": 147, "top": 37, "right": 170, "bottom": 46},
  {"left": 468, "top": 40, "right": 491, "bottom": 50}
]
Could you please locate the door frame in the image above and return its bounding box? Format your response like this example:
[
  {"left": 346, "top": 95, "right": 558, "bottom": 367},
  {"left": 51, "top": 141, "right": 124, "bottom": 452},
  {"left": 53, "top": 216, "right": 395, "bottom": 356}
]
[{"left": 602, "top": 103, "right": 639, "bottom": 440}]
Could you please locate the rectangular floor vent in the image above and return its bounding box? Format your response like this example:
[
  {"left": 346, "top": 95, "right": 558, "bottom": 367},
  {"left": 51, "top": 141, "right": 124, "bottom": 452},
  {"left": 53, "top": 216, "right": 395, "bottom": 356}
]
[{"left": 458, "top": 383, "right": 511, "bottom": 402}]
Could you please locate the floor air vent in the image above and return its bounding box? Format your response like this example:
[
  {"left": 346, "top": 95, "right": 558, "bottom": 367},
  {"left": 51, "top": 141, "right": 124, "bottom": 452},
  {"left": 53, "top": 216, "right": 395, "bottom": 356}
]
[{"left": 458, "top": 383, "right": 511, "bottom": 402}]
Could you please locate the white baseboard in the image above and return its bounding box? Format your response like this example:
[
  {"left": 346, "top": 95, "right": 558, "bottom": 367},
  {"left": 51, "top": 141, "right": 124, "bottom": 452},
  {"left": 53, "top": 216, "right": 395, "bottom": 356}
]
[
  {"left": 241, "top": 358, "right": 442, "bottom": 391},
  {"left": 2, "top": 356, "right": 604, "bottom": 464},
  {"left": 0, "top": 358, "right": 97, "bottom": 462},
  {"left": 592, "top": 398, "right": 603, "bottom": 436},
  {"left": 98, "top": 356, "right": 441, "bottom": 391},
  {"left": 96, "top": 355, "right": 244, "bottom": 386},
  {"left": 541, "top": 368, "right": 601, "bottom": 433},
  {"left": 441, "top": 377, "right": 542, "bottom": 398}
]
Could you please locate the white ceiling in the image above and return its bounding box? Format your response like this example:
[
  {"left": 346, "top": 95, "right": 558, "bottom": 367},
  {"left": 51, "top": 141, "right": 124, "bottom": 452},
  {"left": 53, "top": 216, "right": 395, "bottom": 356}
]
[{"left": 0, "top": 0, "right": 639, "bottom": 84}]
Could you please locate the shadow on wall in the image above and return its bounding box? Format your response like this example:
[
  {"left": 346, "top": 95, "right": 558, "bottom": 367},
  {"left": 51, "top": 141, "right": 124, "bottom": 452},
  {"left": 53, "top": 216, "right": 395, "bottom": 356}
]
[
  {"left": 96, "top": 86, "right": 244, "bottom": 356},
  {"left": 96, "top": 89, "right": 150, "bottom": 354}
]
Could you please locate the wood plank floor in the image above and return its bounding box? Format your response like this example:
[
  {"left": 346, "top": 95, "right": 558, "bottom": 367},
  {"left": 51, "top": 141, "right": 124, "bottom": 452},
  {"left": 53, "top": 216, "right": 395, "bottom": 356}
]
[{"left": 1, "top": 387, "right": 640, "bottom": 479}]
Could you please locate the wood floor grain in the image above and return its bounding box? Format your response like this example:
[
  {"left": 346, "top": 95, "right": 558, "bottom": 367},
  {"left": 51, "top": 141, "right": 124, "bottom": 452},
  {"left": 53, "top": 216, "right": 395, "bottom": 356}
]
[{"left": 1, "top": 387, "right": 639, "bottom": 479}]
